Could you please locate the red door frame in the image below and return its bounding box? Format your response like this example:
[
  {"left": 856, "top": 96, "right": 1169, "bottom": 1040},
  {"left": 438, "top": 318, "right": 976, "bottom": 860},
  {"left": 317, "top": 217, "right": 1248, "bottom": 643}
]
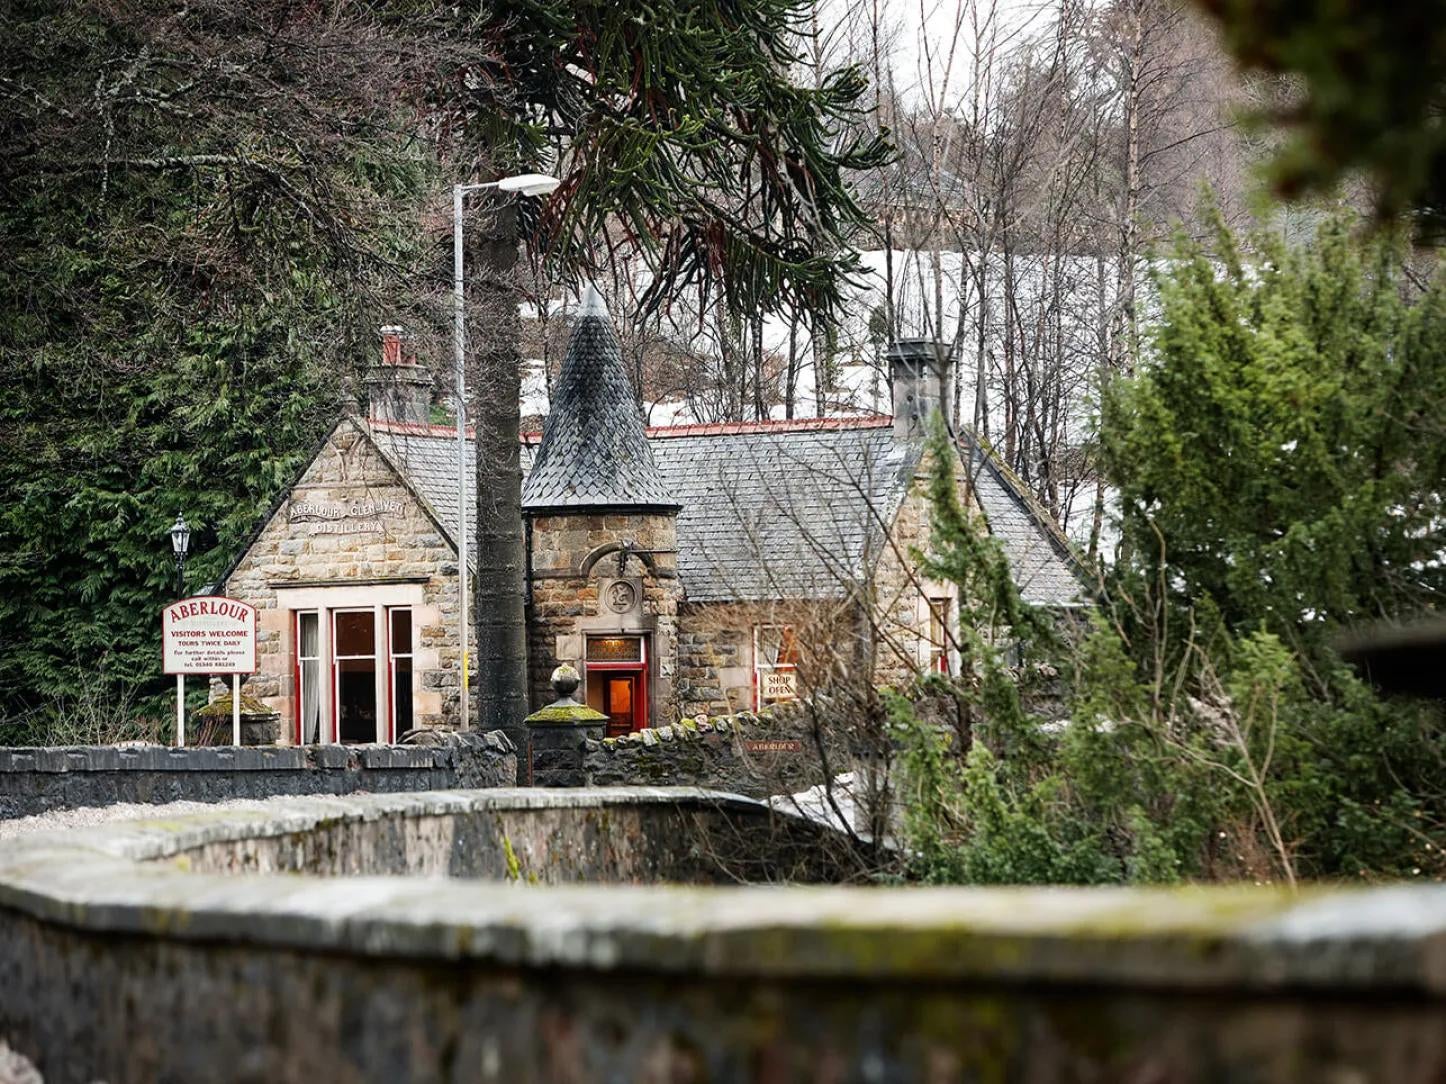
[
  {"left": 331, "top": 608, "right": 378, "bottom": 745},
  {"left": 584, "top": 635, "right": 649, "bottom": 733}
]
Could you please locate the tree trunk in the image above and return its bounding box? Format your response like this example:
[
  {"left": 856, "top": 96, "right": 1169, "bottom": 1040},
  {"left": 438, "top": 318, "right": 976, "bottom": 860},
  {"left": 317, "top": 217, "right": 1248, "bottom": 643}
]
[
  {"left": 471, "top": 201, "right": 531, "bottom": 741},
  {"left": 785, "top": 319, "right": 798, "bottom": 419}
]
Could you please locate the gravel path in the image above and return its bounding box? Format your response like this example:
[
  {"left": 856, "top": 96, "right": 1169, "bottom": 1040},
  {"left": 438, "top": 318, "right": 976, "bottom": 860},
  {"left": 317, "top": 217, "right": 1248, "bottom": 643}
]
[{"left": 0, "top": 796, "right": 349, "bottom": 841}]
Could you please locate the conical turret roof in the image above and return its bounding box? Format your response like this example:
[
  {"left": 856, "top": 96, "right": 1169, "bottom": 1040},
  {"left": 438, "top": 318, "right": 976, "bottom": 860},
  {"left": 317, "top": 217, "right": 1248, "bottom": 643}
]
[{"left": 522, "top": 286, "right": 680, "bottom": 513}]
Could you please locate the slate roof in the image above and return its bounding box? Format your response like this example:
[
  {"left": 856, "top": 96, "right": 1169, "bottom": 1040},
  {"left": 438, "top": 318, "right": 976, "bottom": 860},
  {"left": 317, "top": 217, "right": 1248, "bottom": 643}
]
[
  {"left": 648, "top": 421, "right": 914, "bottom": 601},
  {"left": 368, "top": 416, "right": 1086, "bottom": 607},
  {"left": 366, "top": 421, "right": 478, "bottom": 553},
  {"left": 961, "top": 437, "right": 1089, "bottom": 609},
  {"left": 520, "top": 286, "right": 678, "bottom": 513}
]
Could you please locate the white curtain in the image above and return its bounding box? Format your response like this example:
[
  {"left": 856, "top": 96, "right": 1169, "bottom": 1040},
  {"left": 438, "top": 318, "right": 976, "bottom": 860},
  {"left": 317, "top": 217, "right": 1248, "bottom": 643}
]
[{"left": 299, "top": 613, "right": 321, "bottom": 744}]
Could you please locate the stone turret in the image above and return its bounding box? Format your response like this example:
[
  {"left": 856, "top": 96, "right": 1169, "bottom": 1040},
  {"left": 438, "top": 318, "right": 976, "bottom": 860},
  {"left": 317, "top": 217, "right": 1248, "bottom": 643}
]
[{"left": 523, "top": 287, "right": 682, "bottom": 726}]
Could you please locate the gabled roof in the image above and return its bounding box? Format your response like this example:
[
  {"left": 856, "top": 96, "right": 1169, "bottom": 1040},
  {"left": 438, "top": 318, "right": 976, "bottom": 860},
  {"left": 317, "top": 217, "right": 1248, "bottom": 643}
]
[
  {"left": 960, "top": 435, "right": 1090, "bottom": 609},
  {"left": 521, "top": 286, "right": 678, "bottom": 513},
  {"left": 214, "top": 416, "right": 458, "bottom": 592},
  {"left": 368, "top": 415, "right": 1087, "bottom": 607}
]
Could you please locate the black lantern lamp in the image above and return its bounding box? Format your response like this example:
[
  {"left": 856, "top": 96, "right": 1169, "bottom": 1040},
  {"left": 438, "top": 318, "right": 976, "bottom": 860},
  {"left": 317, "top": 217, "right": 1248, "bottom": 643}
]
[{"left": 169, "top": 514, "right": 191, "bottom": 599}]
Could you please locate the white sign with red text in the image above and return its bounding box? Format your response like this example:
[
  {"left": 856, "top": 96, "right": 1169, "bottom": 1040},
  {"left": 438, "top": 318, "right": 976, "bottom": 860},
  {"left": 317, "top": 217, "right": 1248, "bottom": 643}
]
[{"left": 163, "top": 596, "right": 258, "bottom": 675}]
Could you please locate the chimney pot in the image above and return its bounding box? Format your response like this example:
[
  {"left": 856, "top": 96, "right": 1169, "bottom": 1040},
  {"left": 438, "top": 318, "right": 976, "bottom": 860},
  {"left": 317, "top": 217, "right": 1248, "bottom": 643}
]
[
  {"left": 380, "top": 325, "right": 405, "bottom": 366},
  {"left": 366, "top": 324, "right": 432, "bottom": 425}
]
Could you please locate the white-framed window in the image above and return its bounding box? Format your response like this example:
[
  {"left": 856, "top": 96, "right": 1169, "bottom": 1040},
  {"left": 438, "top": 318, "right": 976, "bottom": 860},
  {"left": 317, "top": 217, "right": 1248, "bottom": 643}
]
[
  {"left": 927, "top": 596, "right": 953, "bottom": 675},
  {"left": 295, "top": 611, "right": 322, "bottom": 744},
  {"left": 282, "top": 584, "right": 425, "bottom": 744},
  {"left": 388, "top": 606, "right": 414, "bottom": 740},
  {"left": 754, "top": 624, "right": 800, "bottom": 710}
]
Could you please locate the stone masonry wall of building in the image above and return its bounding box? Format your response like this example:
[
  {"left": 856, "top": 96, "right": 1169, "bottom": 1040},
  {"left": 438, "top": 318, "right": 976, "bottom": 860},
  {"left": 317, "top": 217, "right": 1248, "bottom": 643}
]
[
  {"left": 223, "top": 420, "right": 467, "bottom": 734},
  {"left": 526, "top": 511, "right": 681, "bottom": 721},
  {"left": 674, "top": 600, "right": 842, "bottom": 718},
  {"left": 869, "top": 467, "right": 939, "bottom": 688}
]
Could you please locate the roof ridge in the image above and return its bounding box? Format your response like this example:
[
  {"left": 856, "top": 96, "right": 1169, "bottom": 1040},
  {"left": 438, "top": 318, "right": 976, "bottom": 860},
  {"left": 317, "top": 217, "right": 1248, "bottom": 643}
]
[
  {"left": 645, "top": 415, "right": 892, "bottom": 438},
  {"left": 369, "top": 419, "right": 473, "bottom": 439},
  {"left": 959, "top": 426, "right": 1092, "bottom": 586},
  {"left": 374, "top": 415, "right": 895, "bottom": 443}
]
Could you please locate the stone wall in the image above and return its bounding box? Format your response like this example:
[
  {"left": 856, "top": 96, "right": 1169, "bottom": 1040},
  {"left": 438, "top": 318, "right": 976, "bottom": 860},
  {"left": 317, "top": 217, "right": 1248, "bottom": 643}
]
[
  {"left": 0, "top": 790, "right": 1442, "bottom": 1084},
  {"left": 223, "top": 417, "right": 468, "bottom": 733},
  {"left": 153, "top": 788, "right": 850, "bottom": 884},
  {"left": 868, "top": 452, "right": 955, "bottom": 688},
  {"left": 0, "top": 733, "right": 515, "bottom": 820},
  {"left": 674, "top": 602, "right": 754, "bottom": 715},
  {"left": 674, "top": 600, "right": 860, "bottom": 718},
  {"left": 582, "top": 704, "right": 846, "bottom": 798},
  {"left": 526, "top": 510, "right": 681, "bottom": 721}
]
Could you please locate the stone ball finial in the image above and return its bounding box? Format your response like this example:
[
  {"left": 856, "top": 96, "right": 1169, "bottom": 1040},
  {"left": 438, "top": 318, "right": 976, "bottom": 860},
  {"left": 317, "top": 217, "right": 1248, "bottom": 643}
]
[{"left": 551, "top": 663, "right": 581, "bottom": 700}]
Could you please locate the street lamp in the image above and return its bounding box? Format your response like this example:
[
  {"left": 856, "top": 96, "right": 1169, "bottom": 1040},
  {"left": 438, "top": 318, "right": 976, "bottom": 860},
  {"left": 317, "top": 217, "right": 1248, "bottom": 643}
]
[
  {"left": 453, "top": 171, "right": 560, "bottom": 730},
  {"left": 169, "top": 514, "right": 191, "bottom": 599}
]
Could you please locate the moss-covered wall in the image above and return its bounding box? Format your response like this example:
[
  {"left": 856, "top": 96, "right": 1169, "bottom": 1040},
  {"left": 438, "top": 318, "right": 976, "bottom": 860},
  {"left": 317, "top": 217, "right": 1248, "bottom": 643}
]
[{"left": 582, "top": 703, "right": 848, "bottom": 799}]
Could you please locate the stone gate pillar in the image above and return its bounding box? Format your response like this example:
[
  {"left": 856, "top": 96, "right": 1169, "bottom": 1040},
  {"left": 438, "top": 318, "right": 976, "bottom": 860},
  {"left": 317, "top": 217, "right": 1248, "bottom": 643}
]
[{"left": 525, "top": 665, "right": 606, "bottom": 786}]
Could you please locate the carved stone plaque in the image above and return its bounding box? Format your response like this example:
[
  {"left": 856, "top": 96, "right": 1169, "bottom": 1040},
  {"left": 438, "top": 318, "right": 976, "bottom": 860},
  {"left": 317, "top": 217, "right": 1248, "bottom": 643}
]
[{"left": 599, "top": 577, "right": 643, "bottom": 617}]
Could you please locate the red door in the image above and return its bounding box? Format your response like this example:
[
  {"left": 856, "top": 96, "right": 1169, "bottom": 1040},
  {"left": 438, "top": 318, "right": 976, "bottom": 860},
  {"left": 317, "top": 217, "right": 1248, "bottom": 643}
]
[
  {"left": 585, "top": 635, "right": 649, "bottom": 735},
  {"left": 602, "top": 673, "right": 640, "bottom": 738}
]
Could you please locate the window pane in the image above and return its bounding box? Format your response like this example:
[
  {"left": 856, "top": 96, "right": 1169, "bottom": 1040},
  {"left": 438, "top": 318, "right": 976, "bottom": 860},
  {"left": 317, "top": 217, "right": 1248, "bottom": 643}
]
[
  {"left": 390, "top": 608, "right": 412, "bottom": 656},
  {"left": 758, "top": 626, "right": 799, "bottom": 667},
  {"left": 928, "top": 598, "right": 951, "bottom": 674},
  {"left": 393, "top": 656, "right": 413, "bottom": 736},
  {"left": 299, "top": 612, "right": 319, "bottom": 658},
  {"left": 587, "top": 636, "right": 641, "bottom": 662},
  {"left": 777, "top": 627, "right": 800, "bottom": 666},
  {"left": 337, "top": 657, "right": 376, "bottom": 743},
  {"left": 334, "top": 611, "right": 375, "bottom": 657}
]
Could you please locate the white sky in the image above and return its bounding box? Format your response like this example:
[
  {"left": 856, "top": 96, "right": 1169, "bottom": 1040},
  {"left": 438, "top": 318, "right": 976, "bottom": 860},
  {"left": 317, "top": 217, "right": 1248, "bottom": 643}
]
[{"left": 810, "top": 0, "right": 1057, "bottom": 108}]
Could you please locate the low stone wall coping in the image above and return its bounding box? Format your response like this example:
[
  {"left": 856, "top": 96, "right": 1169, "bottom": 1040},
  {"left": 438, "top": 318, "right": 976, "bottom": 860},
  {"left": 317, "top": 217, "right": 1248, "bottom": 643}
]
[
  {"left": 0, "top": 744, "right": 460, "bottom": 773},
  {"left": 1, "top": 787, "right": 1443, "bottom": 995}
]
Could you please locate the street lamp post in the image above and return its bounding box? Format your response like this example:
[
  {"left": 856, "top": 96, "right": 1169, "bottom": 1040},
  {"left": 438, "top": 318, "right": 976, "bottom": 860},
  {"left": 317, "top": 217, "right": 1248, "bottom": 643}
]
[
  {"left": 167, "top": 514, "right": 192, "bottom": 747},
  {"left": 169, "top": 514, "right": 191, "bottom": 600},
  {"left": 452, "top": 172, "right": 559, "bottom": 731}
]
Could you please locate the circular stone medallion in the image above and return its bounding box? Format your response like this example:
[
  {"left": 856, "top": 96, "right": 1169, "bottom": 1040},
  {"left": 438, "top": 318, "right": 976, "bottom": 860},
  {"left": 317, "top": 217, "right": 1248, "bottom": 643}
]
[{"left": 603, "top": 579, "right": 639, "bottom": 615}]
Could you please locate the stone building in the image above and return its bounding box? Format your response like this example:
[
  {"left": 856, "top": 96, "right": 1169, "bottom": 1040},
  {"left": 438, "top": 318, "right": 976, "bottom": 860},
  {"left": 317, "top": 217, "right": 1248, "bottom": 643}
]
[{"left": 216, "top": 295, "right": 1083, "bottom": 743}]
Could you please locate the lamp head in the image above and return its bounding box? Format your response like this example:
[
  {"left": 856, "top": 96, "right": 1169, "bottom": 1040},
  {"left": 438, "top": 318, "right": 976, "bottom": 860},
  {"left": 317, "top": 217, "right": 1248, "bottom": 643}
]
[
  {"left": 169, "top": 514, "right": 191, "bottom": 558},
  {"left": 496, "top": 173, "right": 561, "bottom": 197}
]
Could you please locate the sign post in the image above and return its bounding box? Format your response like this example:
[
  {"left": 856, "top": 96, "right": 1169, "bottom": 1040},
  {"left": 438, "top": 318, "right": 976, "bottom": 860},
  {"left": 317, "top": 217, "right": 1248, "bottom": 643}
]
[{"left": 162, "top": 597, "right": 259, "bottom": 748}]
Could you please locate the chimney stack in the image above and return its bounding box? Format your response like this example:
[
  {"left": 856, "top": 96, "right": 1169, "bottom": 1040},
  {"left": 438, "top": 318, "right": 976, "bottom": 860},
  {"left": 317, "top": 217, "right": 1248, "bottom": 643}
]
[
  {"left": 887, "top": 338, "right": 951, "bottom": 443},
  {"left": 365, "top": 325, "right": 433, "bottom": 426}
]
